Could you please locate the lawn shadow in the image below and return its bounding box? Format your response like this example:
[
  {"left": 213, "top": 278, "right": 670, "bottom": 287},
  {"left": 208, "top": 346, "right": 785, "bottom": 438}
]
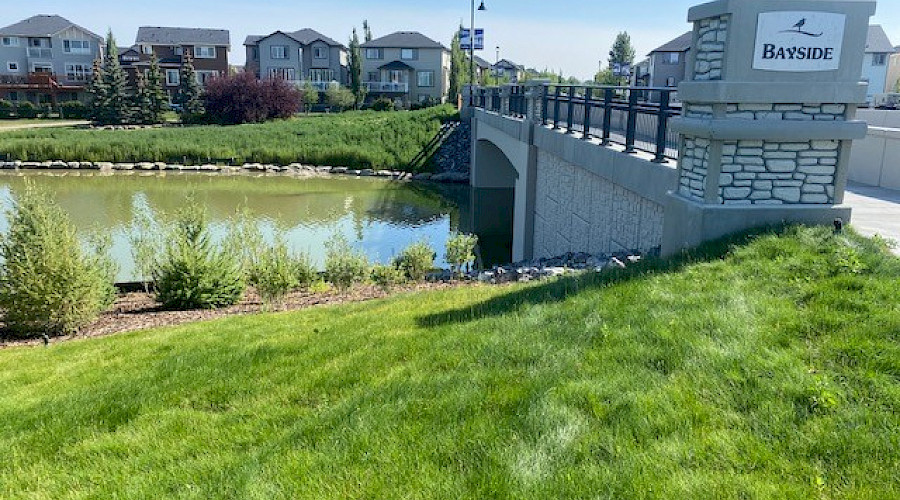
[{"left": 416, "top": 226, "right": 789, "bottom": 328}]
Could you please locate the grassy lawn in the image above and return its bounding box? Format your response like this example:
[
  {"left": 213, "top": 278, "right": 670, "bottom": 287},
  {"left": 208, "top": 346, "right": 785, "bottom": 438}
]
[
  {"left": 0, "top": 226, "right": 898, "bottom": 498},
  {"left": 0, "top": 106, "right": 457, "bottom": 170}
]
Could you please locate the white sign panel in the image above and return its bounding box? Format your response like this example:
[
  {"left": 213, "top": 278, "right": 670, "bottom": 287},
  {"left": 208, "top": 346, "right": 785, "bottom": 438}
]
[
  {"left": 460, "top": 29, "right": 484, "bottom": 50},
  {"left": 753, "top": 11, "right": 846, "bottom": 72}
]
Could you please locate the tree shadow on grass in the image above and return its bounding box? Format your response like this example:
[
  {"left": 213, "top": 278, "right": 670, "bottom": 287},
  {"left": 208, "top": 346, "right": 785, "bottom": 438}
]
[{"left": 416, "top": 226, "right": 792, "bottom": 328}]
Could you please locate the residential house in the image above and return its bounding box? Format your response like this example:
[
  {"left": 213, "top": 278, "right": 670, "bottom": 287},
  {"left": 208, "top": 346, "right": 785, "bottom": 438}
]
[
  {"left": 361, "top": 31, "right": 450, "bottom": 105},
  {"left": 491, "top": 59, "right": 524, "bottom": 82},
  {"left": 861, "top": 25, "right": 894, "bottom": 103},
  {"left": 472, "top": 55, "right": 491, "bottom": 83},
  {"left": 631, "top": 58, "right": 651, "bottom": 87},
  {"left": 0, "top": 15, "right": 103, "bottom": 105},
  {"left": 244, "top": 29, "right": 348, "bottom": 90},
  {"left": 647, "top": 31, "right": 692, "bottom": 88},
  {"left": 121, "top": 26, "right": 231, "bottom": 100}
]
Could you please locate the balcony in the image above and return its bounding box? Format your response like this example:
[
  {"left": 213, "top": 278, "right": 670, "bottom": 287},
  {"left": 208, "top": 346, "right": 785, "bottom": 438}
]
[
  {"left": 0, "top": 73, "right": 87, "bottom": 90},
  {"left": 365, "top": 81, "right": 409, "bottom": 93},
  {"left": 27, "top": 47, "right": 53, "bottom": 59}
]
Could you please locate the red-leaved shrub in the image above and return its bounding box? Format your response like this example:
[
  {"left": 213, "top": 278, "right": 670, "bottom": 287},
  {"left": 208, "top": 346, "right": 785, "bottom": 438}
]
[{"left": 203, "top": 72, "right": 302, "bottom": 125}]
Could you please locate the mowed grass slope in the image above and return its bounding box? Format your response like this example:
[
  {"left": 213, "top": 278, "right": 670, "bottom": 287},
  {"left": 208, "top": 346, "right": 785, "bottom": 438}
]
[
  {"left": 0, "top": 106, "right": 456, "bottom": 169},
  {"left": 0, "top": 226, "right": 898, "bottom": 499}
]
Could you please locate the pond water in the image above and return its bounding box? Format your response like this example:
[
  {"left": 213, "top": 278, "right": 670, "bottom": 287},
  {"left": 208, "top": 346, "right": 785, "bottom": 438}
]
[{"left": 0, "top": 171, "right": 513, "bottom": 283}]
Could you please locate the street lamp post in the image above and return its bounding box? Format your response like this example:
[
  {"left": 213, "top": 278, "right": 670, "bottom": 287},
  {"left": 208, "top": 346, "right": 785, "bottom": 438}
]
[{"left": 469, "top": 0, "right": 485, "bottom": 105}]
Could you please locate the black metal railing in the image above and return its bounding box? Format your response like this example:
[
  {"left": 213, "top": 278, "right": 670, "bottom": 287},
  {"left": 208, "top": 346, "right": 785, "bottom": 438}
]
[{"left": 472, "top": 84, "right": 681, "bottom": 162}]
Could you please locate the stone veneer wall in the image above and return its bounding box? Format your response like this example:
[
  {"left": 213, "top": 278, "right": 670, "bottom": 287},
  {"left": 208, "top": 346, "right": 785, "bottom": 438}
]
[
  {"left": 678, "top": 103, "right": 848, "bottom": 205},
  {"left": 693, "top": 15, "right": 729, "bottom": 81},
  {"left": 533, "top": 151, "right": 664, "bottom": 257}
]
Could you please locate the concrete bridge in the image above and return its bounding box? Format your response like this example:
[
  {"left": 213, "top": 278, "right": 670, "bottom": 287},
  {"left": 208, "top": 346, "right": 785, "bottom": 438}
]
[{"left": 464, "top": 0, "right": 875, "bottom": 263}]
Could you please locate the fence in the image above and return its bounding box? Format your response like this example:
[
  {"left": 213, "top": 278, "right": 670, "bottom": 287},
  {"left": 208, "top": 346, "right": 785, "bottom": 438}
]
[{"left": 471, "top": 84, "right": 681, "bottom": 162}]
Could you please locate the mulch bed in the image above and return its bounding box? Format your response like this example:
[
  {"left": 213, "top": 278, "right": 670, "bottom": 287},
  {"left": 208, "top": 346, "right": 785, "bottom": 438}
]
[{"left": 0, "top": 282, "right": 464, "bottom": 349}]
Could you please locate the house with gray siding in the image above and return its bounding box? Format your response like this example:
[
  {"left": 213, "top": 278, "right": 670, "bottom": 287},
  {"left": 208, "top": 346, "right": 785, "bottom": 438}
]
[
  {"left": 244, "top": 29, "right": 347, "bottom": 90},
  {"left": 861, "top": 25, "right": 894, "bottom": 103},
  {"left": 647, "top": 31, "right": 692, "bottom": 88},
  {"left": 361, "top": 32, "right": 450, "bottom": 105},
  {"left": 492, "top": 59, "right": 524, "bottom": 82},
  {"left": 0, "top": 15, "right": 103, "bottom": 104}
]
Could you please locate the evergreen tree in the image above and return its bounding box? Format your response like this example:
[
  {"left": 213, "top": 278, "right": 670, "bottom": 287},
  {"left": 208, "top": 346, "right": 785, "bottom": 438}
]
[
  {"left": 130, "top": 71, "right": 154, "bottom": 124},
  {"left": 177, "top": 53, "right": 205, "bottom": 121},
  {"left": 608, "top": 32, "right": 636, "bottom": 85},
  {"left": 363, "top": 20, "right": 373, "bottom": 42},
  {"left": 85, "top": 57, "right": 107, "bottom": 124},
  {"left": 348, "top": 28, "right": 366, "bottom": 108},
  {"left": 145, "top": 54, "right": 168, "bottom": 123},
  {"left": 91, "top": 31, "right": 131, "bottom": 125}
]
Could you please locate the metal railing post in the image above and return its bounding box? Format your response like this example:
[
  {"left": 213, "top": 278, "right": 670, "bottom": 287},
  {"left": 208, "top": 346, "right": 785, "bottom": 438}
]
[
  {"left": 582, "top": 87, "right": 593, "bottom": 140},
  {"left": 601, "top": 88, "right": 613, "bottom": 145},
  {"left": 552, "top": 86, "right": 562, "bottom": 130},
  {"left": 566, "top": 86, "right": 576, "bottom": 133},
  {"left": 624, "top": 89, "right": 638, "bottom": 153},
  {"left": 541, "top": 85, "right": 549, "bottom": 126},
  {"left": 653, "top": 90, "right": 671, "bottom": 163}
]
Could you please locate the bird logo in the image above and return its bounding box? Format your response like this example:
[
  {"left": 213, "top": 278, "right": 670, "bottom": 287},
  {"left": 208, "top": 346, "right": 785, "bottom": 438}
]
[{"left": 782, "top": 18, "right": 823, "bottom": 37}]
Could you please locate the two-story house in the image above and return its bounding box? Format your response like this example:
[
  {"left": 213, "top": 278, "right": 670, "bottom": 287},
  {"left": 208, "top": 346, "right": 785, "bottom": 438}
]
[
  {"left": 861, "top": 25, "right": 895, "bottom": 104},
  {"left": 647, "top": 31, "right": 692, "bottom": 89},
  {"left": 491, "top": 59, "right": 524, "bottom": 83},
  {"left": 0, "top": 15, "right": 103, "bottom": 105},
  {"left": 121, "top": 26, "right": 230, "bottom": 99},
  {"left": 361, "top": 32, "right": 450, "bottom": 105},
  {"left": 244, "top": 29, "right": 347, "bottom": 90}
]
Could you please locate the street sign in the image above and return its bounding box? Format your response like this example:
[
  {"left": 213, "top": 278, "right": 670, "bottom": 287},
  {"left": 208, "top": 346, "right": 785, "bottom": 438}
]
[
  {"left": 460, "top": 28, "right": 485, "bottom": 50},
  {"left": 613, "top": 63, "right": 632, "bottom": 77}
]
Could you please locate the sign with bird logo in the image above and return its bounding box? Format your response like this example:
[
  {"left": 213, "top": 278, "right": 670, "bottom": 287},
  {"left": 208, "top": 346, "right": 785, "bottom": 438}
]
[{"left": 752, "top": 11, "right": 846, "bottom": 72}]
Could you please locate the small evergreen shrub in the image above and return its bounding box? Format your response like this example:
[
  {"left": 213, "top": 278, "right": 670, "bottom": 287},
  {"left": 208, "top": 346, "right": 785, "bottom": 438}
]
[
  {"left": 371, "top": 264, "right": 406, "bottom": 292},
  {"left": 59, "top": 101, "right": 88, "bottom": 119},
  {"left": 250, "top": 237, "right": 300, "bottom": 307},
  {"left": 153, "top": 203, "right": 246, "bottom": 310},
  {"left": 446, "top": 232, "right": 478, "bottom": 277},
  {"left": 371, "top": 97, "right": 394, "bottom": 112},
  {"left": 0, "top": 184, "right": 116, "bottom": 337},
  {"left": 0, "top": 100, "right": 14, "bottom": 119},
  {"left": 394, "top": 241, "right": 435, "bottom": 281},
  {"left": 293, "top": 252, "right": 319, "bottom": 290},
  {"left": 127, "top": 196, "right": 164, "bottom": 293},
  {"left": 324, "top": 234, "right": 369, "bottom": 292},
  {"left": 16, "top": 102, "right": 38, "bottom": 119},
  {"left": 325, "top": 83, "right": 355, "bottom": 111}
]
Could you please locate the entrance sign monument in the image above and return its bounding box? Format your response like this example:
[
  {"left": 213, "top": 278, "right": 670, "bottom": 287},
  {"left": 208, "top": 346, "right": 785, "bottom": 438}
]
[{"left": 753, "top": 12, "right": 846, "bottom": 71}]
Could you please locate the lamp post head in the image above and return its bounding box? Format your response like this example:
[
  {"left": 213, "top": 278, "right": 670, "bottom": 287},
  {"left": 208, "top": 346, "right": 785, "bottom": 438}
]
[{"left": 478, "top": 1, "right": 486, "bottom": 11}]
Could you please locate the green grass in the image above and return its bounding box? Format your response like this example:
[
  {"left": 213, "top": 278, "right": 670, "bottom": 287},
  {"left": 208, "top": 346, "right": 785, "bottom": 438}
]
[
  {"left": 0, "top": 106, "right": 457, "bottom": 170},
  {"left": 1, "top": 226, "right": 899, "bottom": 499}
]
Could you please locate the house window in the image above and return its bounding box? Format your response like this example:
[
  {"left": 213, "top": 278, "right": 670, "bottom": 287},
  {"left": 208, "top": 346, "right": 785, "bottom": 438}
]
[
  {"left": 166, "top": 69, "right": 180, "bottom": 86},
  {"left": 142, "top": 45, "right": 153, "bottom": 55},
  {"left": 251, "top": 47, "right": 259, "bottom": 60},
  {"left": 365, "top": 48, "right": 383, "bottom": 60},
  {"left": 873, "top": 53, "right": 887, "bottom": 66},
  {"left": 8, "top": 91, "right": 18, "bottom": 101},
  {"left": 2, "top": 37, "right": 20, "bottom": 47},
  {"left": 417, "top": 70, "right": 434, "bottom": 88},
  {"left": 666, "top": 77, "right": 676, "bottom": 87},
  {"left": 314, "top": 47, "right": 327, "bottom": 59},
  {"left": 174, "top": 46, "right": 183, "bottom": 56},
  {"left": 271, "top": 46, "right": 288, "bottom": 59},
  {"left": 32, "top": 63, "right": 53, "bottom": 73},
  {"left": 195, "top": 70, "right": 218, "bottom": 85},
  {"left": 65, "top": 63, "right": 89, "bottom": 81},
  {"left": 401, "top": 48, "right": 418, "bottom": 60},
  {"left": 7, "top": 62, "right": 18, "bottom": 72},
  {"left": 63, "top": 40, "right": 91, "bottom": 54},
  {"left": 269, "top": 67, "right": 296, "bottom": 80},
  {"left": 30, "top": 38, "right": 44, "bottom": 47},
  {"left": 194, "top": 46, "right": 216, "bottom": 59},
  {"left": 664, "top": 52, "right": 680, "bottom": 64},
  {"left": 367, "top": 71, "right": 379, "bottom": 82},
  {"left": 309, "top": 69, "right": 335, "bottom": 82}
]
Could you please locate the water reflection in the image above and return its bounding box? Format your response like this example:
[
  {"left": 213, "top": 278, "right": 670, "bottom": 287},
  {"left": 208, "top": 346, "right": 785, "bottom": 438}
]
[{"left": 0, "top": 171, "right": 513, "bottom": 282}]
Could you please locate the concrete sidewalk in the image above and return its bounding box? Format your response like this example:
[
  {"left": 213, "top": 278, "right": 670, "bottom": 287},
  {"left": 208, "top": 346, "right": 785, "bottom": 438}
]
[{"left": 844, "top": 182, "right": 900, "bottom": 255}]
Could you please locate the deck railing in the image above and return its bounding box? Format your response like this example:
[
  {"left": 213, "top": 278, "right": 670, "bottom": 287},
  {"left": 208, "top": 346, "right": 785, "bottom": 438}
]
[{"left": 469, "top": 83, "right": 681, "bottom": 162}]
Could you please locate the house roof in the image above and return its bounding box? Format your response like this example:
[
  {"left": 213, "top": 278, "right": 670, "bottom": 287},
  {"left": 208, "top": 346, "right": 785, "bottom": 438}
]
[
  {"left": 650, "top": 31, "right": 693, "bottom": 54},
  {"left": 473, "top": 55, "right": 491, "bottom": 69},
  {"left": 244, "top": 28, "right": 344, "bottom": 48},
  {"left": 136, "top": 26, "right": 230, "bottom": 47},
  {"left": 866, "top": 25, "right": 894, "bottom": 53},
  {"left": 0, "top": 14, "right": 101, "bottom": 40},
  {"left": 362, "top": 31, "right": 447, "bottom": 51},
  {"left": 378, "top": 60, "right": 415, "bottom": 71},
  {"left": 493, "top": 59, "right": 524, "bottom": 70}
]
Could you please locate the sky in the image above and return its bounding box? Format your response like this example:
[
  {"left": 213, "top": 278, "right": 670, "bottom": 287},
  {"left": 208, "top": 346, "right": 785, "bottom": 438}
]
[{"left": 6, "top": 0, "right": 900, "bottom": 81}]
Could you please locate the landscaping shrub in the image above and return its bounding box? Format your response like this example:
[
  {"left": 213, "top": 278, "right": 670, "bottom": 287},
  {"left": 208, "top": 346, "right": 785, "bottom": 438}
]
[
  {"left": 204, "top": 72, "right": 301, "bottom": 125},
  {"left": 371, "top": 264, "right": 406, "bottom": 292},
  {"left": 371, "top": 97, "right": 395, "bottom": 112},
  {"left": 249, "top": 237, "right": 301, "bottom": 307},
  {"left": 153, "top": 203, "right": 246, "bottom": 310},
  {"left": 325, "top": 83, "right": 355, "bottom": 112},
  {"left": 127, "top": 196, "right": 164, "bottom": 293},
  {"left": 445, "top": 232, "right": 478, "bottom": 276},
  {"left": 0, "top": 183, "right": 116, "bottom": 337},
  {"left": 59, "top": 101, "right": 88, "bottom": 120},
  {"left": 15, "top": 102, "right": 38, "bottom": 119},
  {"left": 294, "top": 252, "right": 319, "bottom": 290},
  {"left": 394, "top": 241, "right": 435, "bottom": 281},
  {"left": 0, "top": 100, "right": 15, "bottom": 119},
  {"left": 324, "top": 234, "right": 369, "bottom": 292}
]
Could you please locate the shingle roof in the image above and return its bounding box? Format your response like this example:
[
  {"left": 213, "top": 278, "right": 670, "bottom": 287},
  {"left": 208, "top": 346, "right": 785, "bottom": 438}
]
[
  {"left": 244, "top": 28, "right": 343, "bottom": 48},
  {"left": 136, "top": 26, "right": 230, "bottom": 47},
  {"left": 650, "top": 31, "right": 693, "bottom": 54},
  {"left": 494, "top": 59, "right": 523, "bottom": 70},
  {"left": 0, "top": 14, "right": 100, "bottom": 39},
  {"left": 866, "top": 25, "right": 895, "bottom": 53},
  {"left": 473, "top": 55, "right": 491, "bottom": 69},
  {"left": 362, "top": 31, "right": 447, "bottom": 50}
]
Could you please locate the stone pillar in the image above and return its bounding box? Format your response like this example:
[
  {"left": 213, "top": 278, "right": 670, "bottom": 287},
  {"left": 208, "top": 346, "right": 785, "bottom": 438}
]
[
  {"left": 524, "top": 80, "right": 548, "bottom": 124},
  {"left": 499, "top": 85, "right": 512, "bottom": 116},
  {"left": 662, "top": 0, "right": 874, "bottom": 255}
]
